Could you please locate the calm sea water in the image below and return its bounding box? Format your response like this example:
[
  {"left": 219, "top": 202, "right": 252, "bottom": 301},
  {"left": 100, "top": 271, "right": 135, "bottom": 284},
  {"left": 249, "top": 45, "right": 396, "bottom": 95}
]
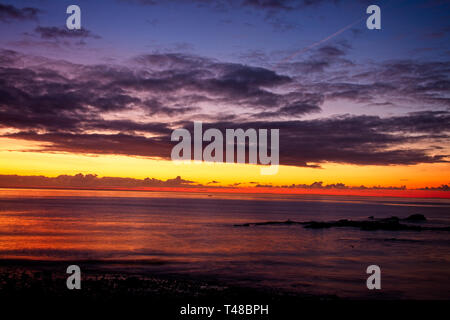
[{"left": 0, "top": 188, "right": 449, "bottom": 299}]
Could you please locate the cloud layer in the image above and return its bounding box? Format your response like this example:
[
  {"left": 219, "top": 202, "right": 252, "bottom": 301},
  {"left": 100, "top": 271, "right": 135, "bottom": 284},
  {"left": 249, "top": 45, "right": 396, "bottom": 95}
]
[
  {"left": 0, "top": 174, "right": 195, "bottom": 188},
  {"left": 0, "top": 47, "right": 448, "bottom": 168}
]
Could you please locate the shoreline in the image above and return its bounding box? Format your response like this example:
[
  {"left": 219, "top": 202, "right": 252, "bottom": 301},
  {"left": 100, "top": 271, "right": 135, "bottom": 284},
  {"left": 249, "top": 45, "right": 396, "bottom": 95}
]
[
  {"left": 0, "top": 258, "right": 339, "bottom": 312},
  {"left": 1, "top": 259, "right": 448, "bottom": 318}
]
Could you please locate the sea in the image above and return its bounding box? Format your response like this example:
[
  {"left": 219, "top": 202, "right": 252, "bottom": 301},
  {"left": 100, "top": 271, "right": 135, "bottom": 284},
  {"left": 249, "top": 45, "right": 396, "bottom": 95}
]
[{"left": 0, "top": 188, "right": 449, "bottom": 299}]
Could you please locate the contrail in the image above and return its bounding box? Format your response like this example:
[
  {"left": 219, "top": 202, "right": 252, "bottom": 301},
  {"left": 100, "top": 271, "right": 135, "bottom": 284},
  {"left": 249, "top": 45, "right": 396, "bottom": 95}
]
[{"left": 275, "top": 16, "right": 365, "bottom": 68}]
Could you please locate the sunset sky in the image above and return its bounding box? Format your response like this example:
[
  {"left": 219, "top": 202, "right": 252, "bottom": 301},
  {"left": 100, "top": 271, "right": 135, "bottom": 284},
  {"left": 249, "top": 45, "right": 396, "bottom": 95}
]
[{"left": 0, "top": 0, "right": 449, "bottom": 196}]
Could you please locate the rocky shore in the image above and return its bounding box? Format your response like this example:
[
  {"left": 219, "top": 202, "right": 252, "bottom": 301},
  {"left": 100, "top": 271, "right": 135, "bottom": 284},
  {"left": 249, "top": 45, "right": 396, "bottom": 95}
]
[{"left": 234, "top": 214, "right": 450, "bottom": 232}]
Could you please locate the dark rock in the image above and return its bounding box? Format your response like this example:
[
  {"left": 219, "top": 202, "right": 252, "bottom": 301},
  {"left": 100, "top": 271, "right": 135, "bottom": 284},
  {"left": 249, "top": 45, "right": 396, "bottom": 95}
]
[
  {"left": 235, "top": 215, "right": 448, "bottom": 232},
  {"left": 379, "top": 216, "right": 400, "bottom": 223},
  {"left": 234, "top": 220, "right": 303, "bottom": 227},
  {"left": 403, "top": 214, "right": 427, "bottom": 222}
]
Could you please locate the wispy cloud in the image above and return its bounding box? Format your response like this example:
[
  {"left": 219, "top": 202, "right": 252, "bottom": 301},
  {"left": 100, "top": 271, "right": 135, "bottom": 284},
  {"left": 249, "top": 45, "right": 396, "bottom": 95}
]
[
  {"left": 0, "top": 3, "right": 41, "bottom": 22},
  {"left": 33, "top": 26, "right": 101, "bottom": 40},
  {"left": 0, "top": 174, "right": 196, "bottom": 189}
]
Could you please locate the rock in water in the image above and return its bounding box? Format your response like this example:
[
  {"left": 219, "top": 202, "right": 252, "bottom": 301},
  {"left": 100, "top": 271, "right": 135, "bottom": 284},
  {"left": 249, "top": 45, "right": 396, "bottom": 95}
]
[{"left": 404, "top": 214, "right": 427, "bottom": 222}]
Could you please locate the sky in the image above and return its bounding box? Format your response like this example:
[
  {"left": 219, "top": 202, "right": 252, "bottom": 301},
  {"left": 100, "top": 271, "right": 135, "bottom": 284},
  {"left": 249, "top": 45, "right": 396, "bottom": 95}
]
[{"left": 0, "top": 0, "right": 449, "bottom": 196}]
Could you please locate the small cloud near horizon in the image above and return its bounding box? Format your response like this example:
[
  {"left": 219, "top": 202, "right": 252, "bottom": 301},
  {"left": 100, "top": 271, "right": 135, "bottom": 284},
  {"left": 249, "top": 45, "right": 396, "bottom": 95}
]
[{"left": 0, "top": 174, "right": 448, "bottom": 191}]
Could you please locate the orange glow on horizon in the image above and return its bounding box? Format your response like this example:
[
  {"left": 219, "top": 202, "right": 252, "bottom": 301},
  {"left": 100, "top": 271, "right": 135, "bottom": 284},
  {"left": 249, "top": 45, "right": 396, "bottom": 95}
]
[
  {"left": 1, "top": 186, "right": 449, "bottom": 199},
  {"left": 0, "top": 137, "right": 449, "bottom": 197}
]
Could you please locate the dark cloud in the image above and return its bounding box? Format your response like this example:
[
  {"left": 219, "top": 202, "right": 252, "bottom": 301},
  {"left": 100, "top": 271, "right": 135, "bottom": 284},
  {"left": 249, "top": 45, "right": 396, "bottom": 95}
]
[
  {"left": 277, "top": 58, "right": 450, "bottom": 110},
  {"left": 265, "top": 41, "right": 449, "bottom": 111},
  {"left": 254, "top": 93, "right": 323, "bottom": 118},
  {"left": 242, "top": 0, "right": 345, "bottom": 10},
  {"left": 221, "top": 65, "right": 290, "bottom": 86},
  {"left": 34, "top": 26, "right": 101, "bottom": 40},
  {"left": 379, "top": 111, "right": 450, "bottom": 134},
  {"left": 0, "top": 51, "right": 210, "bottom": 132},
  {"left": 5, "top": 111, "right": 448, "bottom": 167},
  {"left": 185, "top": 114, "right": 449, "bottom": 167},
  {"left": 317, "top": 45, "right": 346, "bottom": 57},
  {"left": 242, "top": 0, "right": 298, "bottom": 10},
  {"left": 283, "top": 60, "right": 330, "bottom": 73},
  {"left": 0, "top": 174, "right": 196, "bottom": 189},
  {"left": 0, "top": 49, "right": 318, "bottom": 133},
  {"left": 257, "top": 181, "right": 450, "bottom": 191},
  {"left": 271, "top": 181, "right": 408, "bottom": 190},
  {"left": 123, "top": 0, "right": 335, "bottom": 9},
  {"left": 4, "top": 131, "right": 173, "bottom": 158},
  {"left": 277, "top": 43, "right": 353, "bottom": 75},
  {"left": 0, "top": 48, "right": 448, "bottom": 168},
  {"left": 419, "top": 184, "right": 450, "bottom": 191},
  {"left": 0, "top": 4, "right": 40, "bottom": 22},
  {"left": 0, "top": 174, "right": 446, "bottom": 191},
  {"left": 120, "top": 0, "right": 158, "bottom": 5}
]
